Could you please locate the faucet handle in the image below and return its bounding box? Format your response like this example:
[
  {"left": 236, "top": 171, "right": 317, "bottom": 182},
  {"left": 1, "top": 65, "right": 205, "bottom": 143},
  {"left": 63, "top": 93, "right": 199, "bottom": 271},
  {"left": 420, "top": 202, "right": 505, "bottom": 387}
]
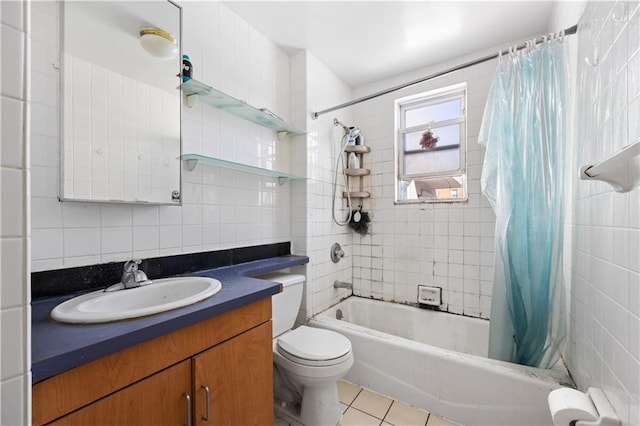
[
  {"left": 135, "top": 270, "right": 150, "bottom": 284},
  {"left": 123, "top": 259, "right": 141, "bottom": 272}
]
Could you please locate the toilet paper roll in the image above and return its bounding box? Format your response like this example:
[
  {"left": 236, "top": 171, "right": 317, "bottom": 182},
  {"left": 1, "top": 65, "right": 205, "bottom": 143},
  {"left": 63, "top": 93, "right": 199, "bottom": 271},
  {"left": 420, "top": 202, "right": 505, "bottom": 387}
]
[{"left": 548, "top": 388, "right": 599, "bottom": 426}]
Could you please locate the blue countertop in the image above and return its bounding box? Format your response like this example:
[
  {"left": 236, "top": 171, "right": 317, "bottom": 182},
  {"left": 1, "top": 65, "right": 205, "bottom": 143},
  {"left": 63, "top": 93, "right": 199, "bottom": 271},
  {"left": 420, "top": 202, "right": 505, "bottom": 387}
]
[{"left": 32, "top": 255, "right": 308, "bottom": 383}]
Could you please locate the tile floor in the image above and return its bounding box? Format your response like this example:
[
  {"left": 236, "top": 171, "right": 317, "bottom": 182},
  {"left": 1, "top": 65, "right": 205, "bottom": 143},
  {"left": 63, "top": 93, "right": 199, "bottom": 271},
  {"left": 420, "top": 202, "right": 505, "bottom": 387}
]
[
  {"left": 337, "top": 380, "right": 459, "bottom": 426},
  {"left": 274, "top": 380, "right": 459, "bottom": 426}
]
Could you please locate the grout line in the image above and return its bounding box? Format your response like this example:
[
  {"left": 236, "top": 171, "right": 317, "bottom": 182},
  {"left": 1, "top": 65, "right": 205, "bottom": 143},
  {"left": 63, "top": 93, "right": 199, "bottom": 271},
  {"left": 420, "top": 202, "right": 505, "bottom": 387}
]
[
  {"left": 344, "top": 382, "right": 445, "bottom": 426},
  {"left": 353, "top": 387, "right": 363, "bottom": 404},
  {"left": 346, "top": 406, "right": 382, "bottom": 425},
  {"left": 380, "top": 399, "right": 394, "bottom": 423}
]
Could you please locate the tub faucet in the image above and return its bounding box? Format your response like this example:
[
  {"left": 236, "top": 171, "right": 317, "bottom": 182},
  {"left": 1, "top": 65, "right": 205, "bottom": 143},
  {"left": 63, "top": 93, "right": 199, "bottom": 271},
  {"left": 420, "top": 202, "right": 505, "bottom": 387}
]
[
  {"left": 333, "top": 280, "right": 352, "bottom": 290},
  {"left": 121, "top": 259, "right": 149, "bottom": 289}
]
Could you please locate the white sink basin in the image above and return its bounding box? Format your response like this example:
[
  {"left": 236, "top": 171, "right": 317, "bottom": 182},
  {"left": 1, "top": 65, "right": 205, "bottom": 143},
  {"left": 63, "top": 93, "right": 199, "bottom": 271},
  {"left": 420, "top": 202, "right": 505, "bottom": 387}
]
[{"left": 50, "top": 277, "right": 222, "bottom": 324}]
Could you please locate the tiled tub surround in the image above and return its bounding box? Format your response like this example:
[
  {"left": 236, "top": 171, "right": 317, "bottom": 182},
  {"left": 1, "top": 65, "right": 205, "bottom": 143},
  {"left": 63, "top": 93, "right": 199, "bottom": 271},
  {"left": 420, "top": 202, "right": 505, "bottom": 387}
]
[
  {"left": 349, "top": 53, "right": 497, "bottom": 319},
  {"left": 310, "top": 297, "right": 574, "bottom": 426},
  {"left": 32, "top": 251, "right": 308, "bottom": 382}
]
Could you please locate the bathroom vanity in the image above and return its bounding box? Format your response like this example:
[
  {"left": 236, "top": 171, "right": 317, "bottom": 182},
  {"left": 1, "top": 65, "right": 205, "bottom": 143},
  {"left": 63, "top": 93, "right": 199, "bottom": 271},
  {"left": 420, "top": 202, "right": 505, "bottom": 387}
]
[
  {"left": 34, "top": 299, "right": 271, "bottom": 425},
  {"left": 31, "top": 253, "right": 308, "bottom": 426}
]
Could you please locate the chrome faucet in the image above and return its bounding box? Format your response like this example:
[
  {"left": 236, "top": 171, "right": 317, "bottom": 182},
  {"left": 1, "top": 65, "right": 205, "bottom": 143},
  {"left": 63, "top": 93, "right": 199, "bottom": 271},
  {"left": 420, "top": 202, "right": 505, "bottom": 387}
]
[
  {"left": 330, "top": 242, "right": 345, "bottom": 263},
  {"left": 121, "top": 259, "right": 150, "bottom": 289},
  {"left": 333, "top": 280, "right": 352, "bottom": 290}
]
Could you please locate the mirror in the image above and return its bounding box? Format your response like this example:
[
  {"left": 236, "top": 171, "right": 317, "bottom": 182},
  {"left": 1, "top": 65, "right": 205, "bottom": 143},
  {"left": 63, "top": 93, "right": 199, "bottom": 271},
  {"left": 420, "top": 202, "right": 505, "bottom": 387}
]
[{"left": 59, "top": 1, "right": 182, "bottom": 205}]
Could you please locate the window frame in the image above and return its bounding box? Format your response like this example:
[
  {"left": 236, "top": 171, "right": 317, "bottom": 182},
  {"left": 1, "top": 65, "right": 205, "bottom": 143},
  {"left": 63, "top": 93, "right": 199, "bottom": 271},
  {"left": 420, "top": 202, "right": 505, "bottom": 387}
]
[{"left": 394, "top": 82, "right": 468, "bottom": 204}]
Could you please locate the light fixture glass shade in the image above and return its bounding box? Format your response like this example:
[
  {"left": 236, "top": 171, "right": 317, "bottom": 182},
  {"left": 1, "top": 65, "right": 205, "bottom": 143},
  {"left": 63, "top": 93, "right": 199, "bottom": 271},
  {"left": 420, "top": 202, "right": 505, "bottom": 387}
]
[{"left": 139, "top": 27, "right": 178, "bottom": 60}]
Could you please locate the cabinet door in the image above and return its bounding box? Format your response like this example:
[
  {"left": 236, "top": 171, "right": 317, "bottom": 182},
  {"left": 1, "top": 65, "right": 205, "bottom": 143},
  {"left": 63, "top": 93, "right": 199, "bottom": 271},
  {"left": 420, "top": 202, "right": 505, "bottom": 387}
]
[
  {"left": 51, "top": 360, "right": 191, "bottom": 426},
  {"left": 193, "top": 322, "right": 273, "bottom": 426}
]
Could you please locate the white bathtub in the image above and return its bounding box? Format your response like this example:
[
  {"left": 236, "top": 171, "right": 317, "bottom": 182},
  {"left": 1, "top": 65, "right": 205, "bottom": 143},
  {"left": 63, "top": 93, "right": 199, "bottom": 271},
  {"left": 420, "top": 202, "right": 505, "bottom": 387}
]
[{"left": 309, "top": 297, "right": 574, "bottom": 426}]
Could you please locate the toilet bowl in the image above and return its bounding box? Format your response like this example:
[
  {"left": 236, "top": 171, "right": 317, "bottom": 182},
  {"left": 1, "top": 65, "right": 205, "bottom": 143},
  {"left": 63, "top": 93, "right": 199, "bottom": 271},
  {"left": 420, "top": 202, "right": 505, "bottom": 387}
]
[
  {"left": 273, "top": 326, "right": 353, "bottom": 426},
  {"left": 254, "top": 272, "right": 353, "bottom": 426}
]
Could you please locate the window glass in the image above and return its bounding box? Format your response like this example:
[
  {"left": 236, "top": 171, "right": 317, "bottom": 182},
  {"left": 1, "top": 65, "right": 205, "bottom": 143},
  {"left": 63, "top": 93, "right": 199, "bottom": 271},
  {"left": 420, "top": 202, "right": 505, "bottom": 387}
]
[
  {"left": 403, "top": 125, "right": 460, "bottom": 151},
  {"left": 395, "top": 83, "right": 467, "bottom": 203},
  {"left": 404, "top": 98, "right": 461, "bottom": 127},
  {"left": 404, "top": 148, "right": 460, "bottom": 176}
]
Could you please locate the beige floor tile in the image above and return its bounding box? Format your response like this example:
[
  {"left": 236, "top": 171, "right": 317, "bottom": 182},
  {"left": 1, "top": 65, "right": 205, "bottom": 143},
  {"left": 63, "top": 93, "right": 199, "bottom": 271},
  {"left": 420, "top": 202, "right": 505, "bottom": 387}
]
[
  {"left": 351, "top": 389, "right": 393, "bottom": 420},
  {"left": 427, "top": 414, "right": 458, "bottom": 425},
  {"left": 338, "top": 380, "right": 362, "bottom": 405},
  {"left": 383, "top": 400, "right": 429, "bottom": 426},
  {"left": 341, "top": 407, "right": 382, "bottom": 426}
]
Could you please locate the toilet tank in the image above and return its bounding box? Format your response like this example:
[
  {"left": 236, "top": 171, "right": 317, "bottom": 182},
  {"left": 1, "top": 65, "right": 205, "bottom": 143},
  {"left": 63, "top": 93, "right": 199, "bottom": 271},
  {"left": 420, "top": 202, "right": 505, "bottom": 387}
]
[{"left": 254, "top": 272, "right": 305, "bottom": 338}]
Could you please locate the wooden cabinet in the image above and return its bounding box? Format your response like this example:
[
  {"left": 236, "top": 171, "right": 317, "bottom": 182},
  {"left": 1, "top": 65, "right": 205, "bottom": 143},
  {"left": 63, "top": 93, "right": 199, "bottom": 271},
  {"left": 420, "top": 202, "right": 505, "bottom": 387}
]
[
  {"left": 193, "top": 322, "right": 273, "bottom": 425},
  {"left": 50, "top": 361, "right": 191, "bottom": 426},
  {"left": 34, "top": 298, "right": 273, "bottom": 426}
]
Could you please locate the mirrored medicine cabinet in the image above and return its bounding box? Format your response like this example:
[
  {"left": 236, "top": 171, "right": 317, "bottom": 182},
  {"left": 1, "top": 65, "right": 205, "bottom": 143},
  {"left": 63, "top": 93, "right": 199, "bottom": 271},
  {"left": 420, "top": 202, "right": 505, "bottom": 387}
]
[{"left": 59, "top": 1, "right": 183, "bottom": 205}]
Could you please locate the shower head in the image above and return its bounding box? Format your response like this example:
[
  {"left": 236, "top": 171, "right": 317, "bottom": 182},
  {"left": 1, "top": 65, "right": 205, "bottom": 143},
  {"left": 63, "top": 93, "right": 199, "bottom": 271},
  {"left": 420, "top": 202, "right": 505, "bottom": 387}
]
[
  {"left": 333, "top": 118, "right": 360, "bottom": 138},
  {"left": 333, "top": 117, "right": 348, "bottom": 133}
]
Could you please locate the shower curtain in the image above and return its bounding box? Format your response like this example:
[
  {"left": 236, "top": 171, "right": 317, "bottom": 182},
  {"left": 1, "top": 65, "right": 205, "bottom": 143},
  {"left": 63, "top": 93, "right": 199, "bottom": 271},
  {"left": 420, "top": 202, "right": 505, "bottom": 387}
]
[{"left": 478, "top": 38, "right": 566, "bottom": 369}]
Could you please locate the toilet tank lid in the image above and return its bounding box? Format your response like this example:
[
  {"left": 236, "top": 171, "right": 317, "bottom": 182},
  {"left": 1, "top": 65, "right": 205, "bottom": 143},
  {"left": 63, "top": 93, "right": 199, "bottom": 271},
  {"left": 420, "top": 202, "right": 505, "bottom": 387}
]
[{"left": 254, "top": 272, "right": 305, "bottom": 287}]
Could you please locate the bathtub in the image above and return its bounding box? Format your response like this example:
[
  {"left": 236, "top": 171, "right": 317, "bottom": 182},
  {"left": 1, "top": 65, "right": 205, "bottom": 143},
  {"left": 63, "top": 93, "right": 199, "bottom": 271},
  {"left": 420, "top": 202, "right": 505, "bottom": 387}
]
[{"left": 309, "top": 297, "right": 574, "bottom": 426}]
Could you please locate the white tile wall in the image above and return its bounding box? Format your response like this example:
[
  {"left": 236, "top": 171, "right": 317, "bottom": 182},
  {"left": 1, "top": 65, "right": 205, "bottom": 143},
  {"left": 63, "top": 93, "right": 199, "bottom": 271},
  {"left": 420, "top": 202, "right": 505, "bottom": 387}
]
[
  {"left": 551, "top": 2, "right": 640, "bottom": 425},
  {"left": 1, "top": 0, "right": 31, "bottom": 424},
  {"left": 350, "top": 54, "right": 496, "bottom": 318},
  {"left": 290, "top": 51, "right": 356, "bottom": 320},
  {"left": 23, "top": 3, "right": 640, "bottom": 426},
  {"left": 30, "top": 1, "right": 294, "bottom": 272}
]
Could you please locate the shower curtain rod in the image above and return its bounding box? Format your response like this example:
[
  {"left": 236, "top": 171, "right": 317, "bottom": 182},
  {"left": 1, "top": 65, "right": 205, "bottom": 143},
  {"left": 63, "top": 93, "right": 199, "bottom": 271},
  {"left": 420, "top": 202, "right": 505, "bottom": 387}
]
[{"left": 311, "top": 24, "right": 578, "bottom": 119}]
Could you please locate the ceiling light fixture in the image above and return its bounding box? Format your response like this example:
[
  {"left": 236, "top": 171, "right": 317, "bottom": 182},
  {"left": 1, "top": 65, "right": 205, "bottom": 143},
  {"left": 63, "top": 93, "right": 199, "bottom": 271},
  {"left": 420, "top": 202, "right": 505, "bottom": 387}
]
[{"left": 139, "top": 27, "right": 178, "bottom": 60}]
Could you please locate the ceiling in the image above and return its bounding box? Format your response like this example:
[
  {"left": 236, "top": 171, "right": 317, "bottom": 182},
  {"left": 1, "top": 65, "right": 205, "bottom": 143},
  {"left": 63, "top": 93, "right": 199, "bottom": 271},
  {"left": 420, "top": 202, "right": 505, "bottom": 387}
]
[{"left": 224, "top": 1, "right": 556, "bottom": 88}]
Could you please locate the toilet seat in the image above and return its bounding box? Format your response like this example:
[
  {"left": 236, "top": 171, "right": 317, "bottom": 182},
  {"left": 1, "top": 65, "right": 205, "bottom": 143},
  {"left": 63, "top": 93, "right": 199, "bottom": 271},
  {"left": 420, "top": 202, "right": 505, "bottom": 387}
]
[{"left": 277, "top": 326, "right": 352, "bottom": 367}]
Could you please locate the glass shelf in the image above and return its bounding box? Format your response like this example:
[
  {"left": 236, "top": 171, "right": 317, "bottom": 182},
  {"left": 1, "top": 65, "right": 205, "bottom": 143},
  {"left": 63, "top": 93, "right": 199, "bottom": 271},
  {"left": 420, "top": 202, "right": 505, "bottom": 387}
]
[
  {"left": 181, "top": 154, "right": 306, "bottom": 184},
  {"left": 181, "top": 79, "right": 306, "bottom": 137}
]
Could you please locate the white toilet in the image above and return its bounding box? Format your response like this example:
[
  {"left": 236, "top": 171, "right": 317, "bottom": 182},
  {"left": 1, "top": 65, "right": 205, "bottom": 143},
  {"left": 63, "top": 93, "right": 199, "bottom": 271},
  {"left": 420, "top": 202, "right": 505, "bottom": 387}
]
[{"left": 257, "top": 272, "right": 353, "bottom": 426}]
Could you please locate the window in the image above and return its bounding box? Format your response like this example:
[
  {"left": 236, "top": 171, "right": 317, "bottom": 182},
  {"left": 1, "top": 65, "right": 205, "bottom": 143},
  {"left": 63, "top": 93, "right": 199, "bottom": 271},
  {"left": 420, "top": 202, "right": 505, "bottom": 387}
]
[{"left": 395, "top": 83, "right": 467, "bottom": 203}]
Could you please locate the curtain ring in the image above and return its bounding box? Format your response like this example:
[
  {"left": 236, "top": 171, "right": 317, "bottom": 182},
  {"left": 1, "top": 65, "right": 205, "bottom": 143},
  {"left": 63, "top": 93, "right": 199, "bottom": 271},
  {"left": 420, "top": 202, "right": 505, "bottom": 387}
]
[
  {"left": 612, "top": 2, "right": 627, "bottom": 22},
  {"left": 558, "top": 30, "right": 565, "bottom": 43}
]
